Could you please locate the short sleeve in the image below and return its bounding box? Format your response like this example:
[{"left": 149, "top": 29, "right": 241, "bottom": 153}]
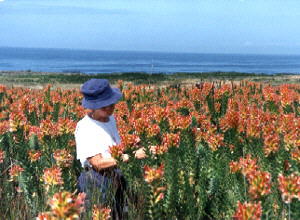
[{"left": 75, "top": 118, "right": 113, "bottom": 167}]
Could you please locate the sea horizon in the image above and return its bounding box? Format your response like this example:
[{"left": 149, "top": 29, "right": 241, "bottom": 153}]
[{"left": 0, "top": 46, "right": 299, "bottom": 75}]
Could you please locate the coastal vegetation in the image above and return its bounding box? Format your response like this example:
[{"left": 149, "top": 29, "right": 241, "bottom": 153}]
[
  {"left": 0, "top": 79, "right": 299, "bottom": 219},
  {"left": 1, "top": 71, "right": 300, "bottom": 88}
]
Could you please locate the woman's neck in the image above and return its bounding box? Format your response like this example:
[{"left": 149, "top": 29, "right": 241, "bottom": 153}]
[{"left": 89, "top": 113, "right": 110, "bottom": 122}]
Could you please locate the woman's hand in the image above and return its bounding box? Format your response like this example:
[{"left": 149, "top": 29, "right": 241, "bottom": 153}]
[
  {"left": 88, "top": 153, "right": 117, "bottom": 170},
  {"left": 88, "top": 153, "right": 129, "bottom": 170}
]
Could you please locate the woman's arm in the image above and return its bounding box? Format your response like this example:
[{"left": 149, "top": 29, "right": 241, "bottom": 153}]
[
  {"left": 88, "top": 153, "right": 129, "bottom": 171},
  {"left": 88, "top": 147, "right": 151, "bottom": 171}
]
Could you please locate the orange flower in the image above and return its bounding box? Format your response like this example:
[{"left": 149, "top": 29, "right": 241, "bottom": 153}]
[
  {"left": 247, "top": 171, "right": 272, "bottom": 199},
  {"left": 41, "top": 103, "right": 54, "bottom": 115},
  {"left": 130, "top": 114, "right": 150, "bottom": 134},
  {"left": 150, "top": 133, "right": 181, "bottom": 155},
  {"left": 279, "top": 84, "right": 298, "bottom": 107},
  {"left": 151, "top": 145, "right": 169, "bottom": 155},
  {"left": 119, "top": 133, "right": 140, "bottom": 150},
  {"left": 219, "top": 109, "right": 239, "bottom": 131},
  {"left": 278, "top": 173, "right": 300, "bottom": 203},
  {"left": 214, "top": 102, "right": 221, "bottom": 112},
  {"left": 199, "top": 82, "right": 214, "bottom": 97},
  {"left": 50, "top": 90, "right": 62, "bottom": 104},
  {"left": 28, "top": 150, "right": 42, "bottom": 162},
  {"left": 109, "top": 144, "right": 125, "bottom": 158},
  {"left": 162, "top": 132, "right": 180, "bottom": 148},
  {"left": 279, "top": 113, "right": 300, "bottom": 151},
  {"left": 0, "top": 121, "right": 9, "bottom": 135},
  {"left": 245, "top": 118, "right": 262, "bottom": 139},
  {"left": 283, "top": 132, "right": 300, "bottom": 151},
  {"left": 73, "top": 105, "right": 87, "bottom": 119},
  {"left": 152, "top": 106, "right": 169, "bottom": 122},
  {"left": 0, "top": 84, "right": 6, "bottom": 93},
  {"left": 42, "top": 166, "right": 64, "bottom": 189},
  {"left": 153, "top": 186, "right": 166, "bottom": 204},
  {"left": 214, "top": 84, "right": 231, "bottom": 99},
  {"left": 9, "top": 164, "right": 24, "bottom": 181},
  {"left": 262, "top": 86, "right": 279, "bottom": 103},
  {"left": 48, "top": 191, "right": 86, "bottom": 219},
  {"left": 229, "top": 161, "right": 240, "bottom": 173},
  {"left": 233, "top": 201, "right": 262, "bottom": 220},
  {"left": 40, "top": 118, "right": 57, "bottom": 137},
  {"left": 9, "top": 111, "right": 27, "bottom": 132},
  {"left": 205, "top": 131, "right": 224, "bottom": 151},
  {"left": 28, "top": 125, "right": 42, "bottom": 141},
  {"left": 53, "top": 149, "right": 74, "bottom": 168},
  {"left": 36, "top": 212, "right": 54, "bottom": 220},
  {"left": 168, "top": 113, "right": 191, "bottom": 131},
  {"left": 144, "top": 164, "right": 164, "bottom": 183},
  {"left": 229, "top": 155, "right": 259, "bottom": 177},
  {"left": 146, "top": 123, "right": 161, "bottom": 137},
  {"left": 92, "top": 205, "right": 111, "bottom": 220},
  {"left": 263, "top": 132, "right": 280, "bottom": 156},
  {"left": 57, "top": 118, "right": 76, "bottom": 136},
  {"left": 291, "top": 147, "right": 300, "bottom": 163}
]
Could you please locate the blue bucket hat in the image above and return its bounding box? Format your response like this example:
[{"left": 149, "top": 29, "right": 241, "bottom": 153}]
[{"left": 81, "top": 78, "right": 122, "bottom": 109}]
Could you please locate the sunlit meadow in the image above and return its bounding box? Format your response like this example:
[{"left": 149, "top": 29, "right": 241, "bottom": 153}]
[{"left": 0, "top": 80, "right": 299, "bottom": 219}]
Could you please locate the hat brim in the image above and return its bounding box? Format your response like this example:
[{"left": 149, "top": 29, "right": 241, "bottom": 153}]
[{"left": 82, "top": 88, "right": 122, "bottom": 109}]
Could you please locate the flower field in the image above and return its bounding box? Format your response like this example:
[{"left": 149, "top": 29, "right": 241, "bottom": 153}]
[{"left": 0, "top": 80, "right": 300, "bottom": 219}]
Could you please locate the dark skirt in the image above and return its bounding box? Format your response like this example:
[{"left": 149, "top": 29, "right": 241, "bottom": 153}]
[{"left": 78, "top": 168, "right": 127, "bottom": 219}]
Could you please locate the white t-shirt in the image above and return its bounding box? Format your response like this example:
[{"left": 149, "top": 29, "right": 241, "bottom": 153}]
[{"left": 75, "top": 115, "right": 121, "bottom": 167}]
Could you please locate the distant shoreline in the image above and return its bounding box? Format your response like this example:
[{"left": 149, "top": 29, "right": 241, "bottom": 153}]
[
  {"left": 1, "top": 70, "right": 299, "bottom": 76},
  {"left": 1, "top": 70, "right": 300, "bottom": 89}
]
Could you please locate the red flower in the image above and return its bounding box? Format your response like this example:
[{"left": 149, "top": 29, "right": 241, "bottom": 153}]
[
  {"left": 38, "top": 191, "right": 86, "bottom": 219},
  {"left": 53, "top": 149, "right": 74, "bottom": 168},
  {"left": 92, "top": 205, "right": 111, "bottom": 220},
  {"left": 160, "top": 132, "right": 181, "bottom": 153},
  {"left": 9, "top": 111, "right": 27, "bottom": 132},
  {"left": 42, "top": 166, "right": 64, "bottom": 190},
  {"left": 291, "top": 147, "right": 300, "bottom": 163},
  {"left": 247, "top": 171, "right": 272, "bottom": 199},
  {"left": 109, "top": 144, "right": 125, "bottom": 158},
  {"left": 0, "top": 121, "right": 9, "bottom": 135},
  {"left": 144, "top": 164, "right": 164, "bottom": 183},
  {"left": 263, "top": 132, "right": 280, "bottom": 156},
  {"left": 9, "top": 164, "right": 24, "bottom": 182},
  {"left": 28, "top": 150, "right": 42, "bottom": 162},
  {"left": 233, "top": 201, "right": 262, "bottom": 220},
  {"left": 229, "top": 154, "right": 259, "bottom": 177},
  {"left": 278, "top": 173, "right": 300, "bottom": 203},
  {"left": 36, "top": 212, "right": 53, "bottom": 220},
  {"left": 57, "top": 118, "right": 76, "bottom": 136},
  {"left": 40, "top": 118, "right": 57, "bottom": 137}
]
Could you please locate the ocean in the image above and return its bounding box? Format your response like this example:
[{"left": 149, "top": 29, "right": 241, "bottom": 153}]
[{"left": 0, "top": 47, "right": 299, "bottom": 74}]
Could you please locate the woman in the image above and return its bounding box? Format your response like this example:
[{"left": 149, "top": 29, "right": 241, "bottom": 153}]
[{"left": 75, "top": 78, "right": 145, "bottom": 219}]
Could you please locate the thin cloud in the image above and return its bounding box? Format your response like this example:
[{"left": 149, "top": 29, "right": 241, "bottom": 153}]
[{"left": 0, "top": 3, "right": 131, "bottom": 15}]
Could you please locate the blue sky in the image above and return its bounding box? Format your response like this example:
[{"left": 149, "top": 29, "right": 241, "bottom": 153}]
[{"left": 0, "top": 0, "right": 300, "bottom": 54}]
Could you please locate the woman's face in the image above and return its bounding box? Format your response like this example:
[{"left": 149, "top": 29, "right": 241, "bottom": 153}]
[{"left": 92, "top": 104, "right": 115, "bottom": 121}]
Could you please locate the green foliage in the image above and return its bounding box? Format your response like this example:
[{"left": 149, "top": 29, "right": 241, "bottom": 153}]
[{"left": 1, "top": 81, "right": 300, "bottom": 219}]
